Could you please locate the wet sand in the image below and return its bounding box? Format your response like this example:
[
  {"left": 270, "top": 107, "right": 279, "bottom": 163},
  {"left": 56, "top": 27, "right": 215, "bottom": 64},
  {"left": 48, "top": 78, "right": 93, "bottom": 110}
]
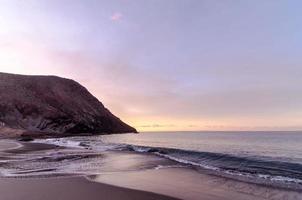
[
  {"left": 0, "top": 140, "right": 22, "bottom": 151},
  {"left": 0, "top": 177, "right": 179, "bottom": 200},
  {"left": 4, "top": 141, "right": 60, "bottom": 153},
  {"left": 91, "top": 167, "right": 302, "bottom": 200}
]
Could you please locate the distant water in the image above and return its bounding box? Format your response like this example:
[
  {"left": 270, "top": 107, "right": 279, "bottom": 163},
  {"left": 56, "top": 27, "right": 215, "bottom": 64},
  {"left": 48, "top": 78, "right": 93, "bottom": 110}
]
[
  {"left": 2, "top": 131, "right": 302, "bottom": 190},
  {"left": 100, "top": 131, "right": 302, "bottom": 163}
]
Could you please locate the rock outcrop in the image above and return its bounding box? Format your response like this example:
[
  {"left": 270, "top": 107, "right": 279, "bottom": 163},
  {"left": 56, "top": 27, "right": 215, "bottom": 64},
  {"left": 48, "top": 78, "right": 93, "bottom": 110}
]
[{"left": 0, "top": 72, "right": 137, "bottom": 137}]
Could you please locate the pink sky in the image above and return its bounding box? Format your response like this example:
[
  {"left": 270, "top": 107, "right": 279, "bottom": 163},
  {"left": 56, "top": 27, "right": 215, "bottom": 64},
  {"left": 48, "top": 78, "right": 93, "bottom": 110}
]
[{"left": 1, "top": 0, "right": 302, "bottom": 131}]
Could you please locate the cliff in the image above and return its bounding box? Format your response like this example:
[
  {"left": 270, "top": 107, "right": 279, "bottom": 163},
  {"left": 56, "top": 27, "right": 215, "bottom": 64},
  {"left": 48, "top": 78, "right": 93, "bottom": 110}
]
[{"left": 0, "top": 72, "right": 137, "bottom": 137}]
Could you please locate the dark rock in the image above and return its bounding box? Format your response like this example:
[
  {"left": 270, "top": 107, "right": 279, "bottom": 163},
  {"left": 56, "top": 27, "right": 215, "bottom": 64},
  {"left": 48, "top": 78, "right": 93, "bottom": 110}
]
[
  {"left": 18, "top": 136, "right": 34, "bottom": 142},
  {"left": 0, "top": 72, "right": 137, "bottom": 136}
]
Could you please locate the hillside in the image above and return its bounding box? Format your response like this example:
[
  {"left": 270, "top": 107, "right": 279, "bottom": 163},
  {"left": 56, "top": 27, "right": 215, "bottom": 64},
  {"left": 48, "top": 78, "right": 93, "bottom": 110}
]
[{"left": 0, "top": 72, "right": 137, "bottom": 137}]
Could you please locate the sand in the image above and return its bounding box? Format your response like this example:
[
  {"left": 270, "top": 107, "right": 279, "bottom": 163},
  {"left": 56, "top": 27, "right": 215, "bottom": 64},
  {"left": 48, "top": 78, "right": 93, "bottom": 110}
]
[
  {"left": 0, "top": 177, "right": 179, "bottom": 200},
  {"left": 4, "top": 141, "right": 60, "bottom": 153},
  {"left": 0, "top": 140, "right": 22, "bottom": 151},
  {"left": 91, "top": 167, "right": 302, "bottom": 200}
]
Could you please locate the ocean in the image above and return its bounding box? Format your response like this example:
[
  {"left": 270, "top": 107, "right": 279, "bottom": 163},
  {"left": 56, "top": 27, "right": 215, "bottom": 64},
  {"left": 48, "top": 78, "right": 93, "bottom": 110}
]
[{"left": 1, "top": 131, "right": 302, "bottom": 191}]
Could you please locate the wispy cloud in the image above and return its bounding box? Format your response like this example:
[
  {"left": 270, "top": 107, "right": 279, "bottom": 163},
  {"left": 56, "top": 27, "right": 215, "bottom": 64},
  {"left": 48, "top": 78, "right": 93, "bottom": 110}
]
[
  {"left": 110, "top": 12, "right": 123, "bottom": 21},
  {"left": 137, "top": 124, "right": 176, "bottom": 128}
]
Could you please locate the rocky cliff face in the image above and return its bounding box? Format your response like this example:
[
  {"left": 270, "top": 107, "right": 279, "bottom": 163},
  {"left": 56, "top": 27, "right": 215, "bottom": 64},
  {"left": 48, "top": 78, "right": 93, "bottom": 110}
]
[{"left": 0, "top": 72, "right": 137, "bottom": 136}]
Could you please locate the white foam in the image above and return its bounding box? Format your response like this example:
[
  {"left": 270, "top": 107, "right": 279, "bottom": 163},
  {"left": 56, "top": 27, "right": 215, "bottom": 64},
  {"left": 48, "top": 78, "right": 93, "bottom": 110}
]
[
  {"left": 131, "top": 146, "right": 152, "bottom": 152},
  {"left": 270, "top": 175, "right": 302, "bottom": 184},
  {"left": 33, "top": 138, "right": 84, "bottom": 149},
  {"left": 154, "top": 164, "right": 187, "bottom": 170},
  {"left": 33, "top": 138, "right": 126, "bottom": 153},
  {"left": 154, "top": 152, "right": 219, "bottom": 171}
]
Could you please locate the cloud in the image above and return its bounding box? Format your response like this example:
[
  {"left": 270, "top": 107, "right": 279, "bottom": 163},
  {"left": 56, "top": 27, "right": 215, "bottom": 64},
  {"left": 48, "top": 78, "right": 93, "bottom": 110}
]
[
  {"left": 137, "top": 124, "right": 176, "bottom": 128},
  {"left": 110, "top": 12, "right": 123, "bottom": 21}
]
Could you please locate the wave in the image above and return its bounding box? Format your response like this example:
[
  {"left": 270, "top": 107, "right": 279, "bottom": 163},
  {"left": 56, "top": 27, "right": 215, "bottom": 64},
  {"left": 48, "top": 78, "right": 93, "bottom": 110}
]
[
  {"left": 35, "top": 153, "right": 102, "bottom": 162},
  {"left": 120, "top": 144, "right": 302, "bottom": 186},
  {"left": 30, "top": 138, "right": 302, "bottom": 187}
]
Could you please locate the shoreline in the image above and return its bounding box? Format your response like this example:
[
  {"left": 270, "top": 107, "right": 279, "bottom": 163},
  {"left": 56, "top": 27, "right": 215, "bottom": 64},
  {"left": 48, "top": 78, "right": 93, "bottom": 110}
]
[
  {"left": 1, "top": 139, "right": 302, "bottom": 200},
  {"left": 4, "top": 141, "right": 60, "bottom": 153},
  {"left": 0, "top": 140, "right": 22, "bottom": 151},
  {"left": 0, "top": 140, "right": 178, "bottom": 200}
]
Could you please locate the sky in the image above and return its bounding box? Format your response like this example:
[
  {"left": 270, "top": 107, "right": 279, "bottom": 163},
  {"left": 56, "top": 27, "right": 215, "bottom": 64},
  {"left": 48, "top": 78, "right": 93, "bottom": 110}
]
[{"left": 0, "top": 0, "right": 302, "bottom": 131}]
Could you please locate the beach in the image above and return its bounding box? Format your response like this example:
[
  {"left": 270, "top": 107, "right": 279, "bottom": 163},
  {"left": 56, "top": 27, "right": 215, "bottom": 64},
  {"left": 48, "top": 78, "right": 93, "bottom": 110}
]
[
  {"left": 1, "top": 1, "right": 301, "bottom": 199},
  {"left": 0, "top": 177, "right": 180, "bottom": 200},
  {"left": 1, "top": 133, "right": 302, "bottom": 200},
  {"left": 0, "top": 140, "right": 178, "bottom": 200},
  {"left": 91, "top": 166, "right": 302, "bottom": 200}
]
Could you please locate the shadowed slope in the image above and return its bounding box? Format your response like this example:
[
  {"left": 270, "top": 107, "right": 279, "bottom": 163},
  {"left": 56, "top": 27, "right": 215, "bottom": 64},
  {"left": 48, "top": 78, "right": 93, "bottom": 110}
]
[{"left": 0, "top": 72, "right": 137, "bottom": 136}]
